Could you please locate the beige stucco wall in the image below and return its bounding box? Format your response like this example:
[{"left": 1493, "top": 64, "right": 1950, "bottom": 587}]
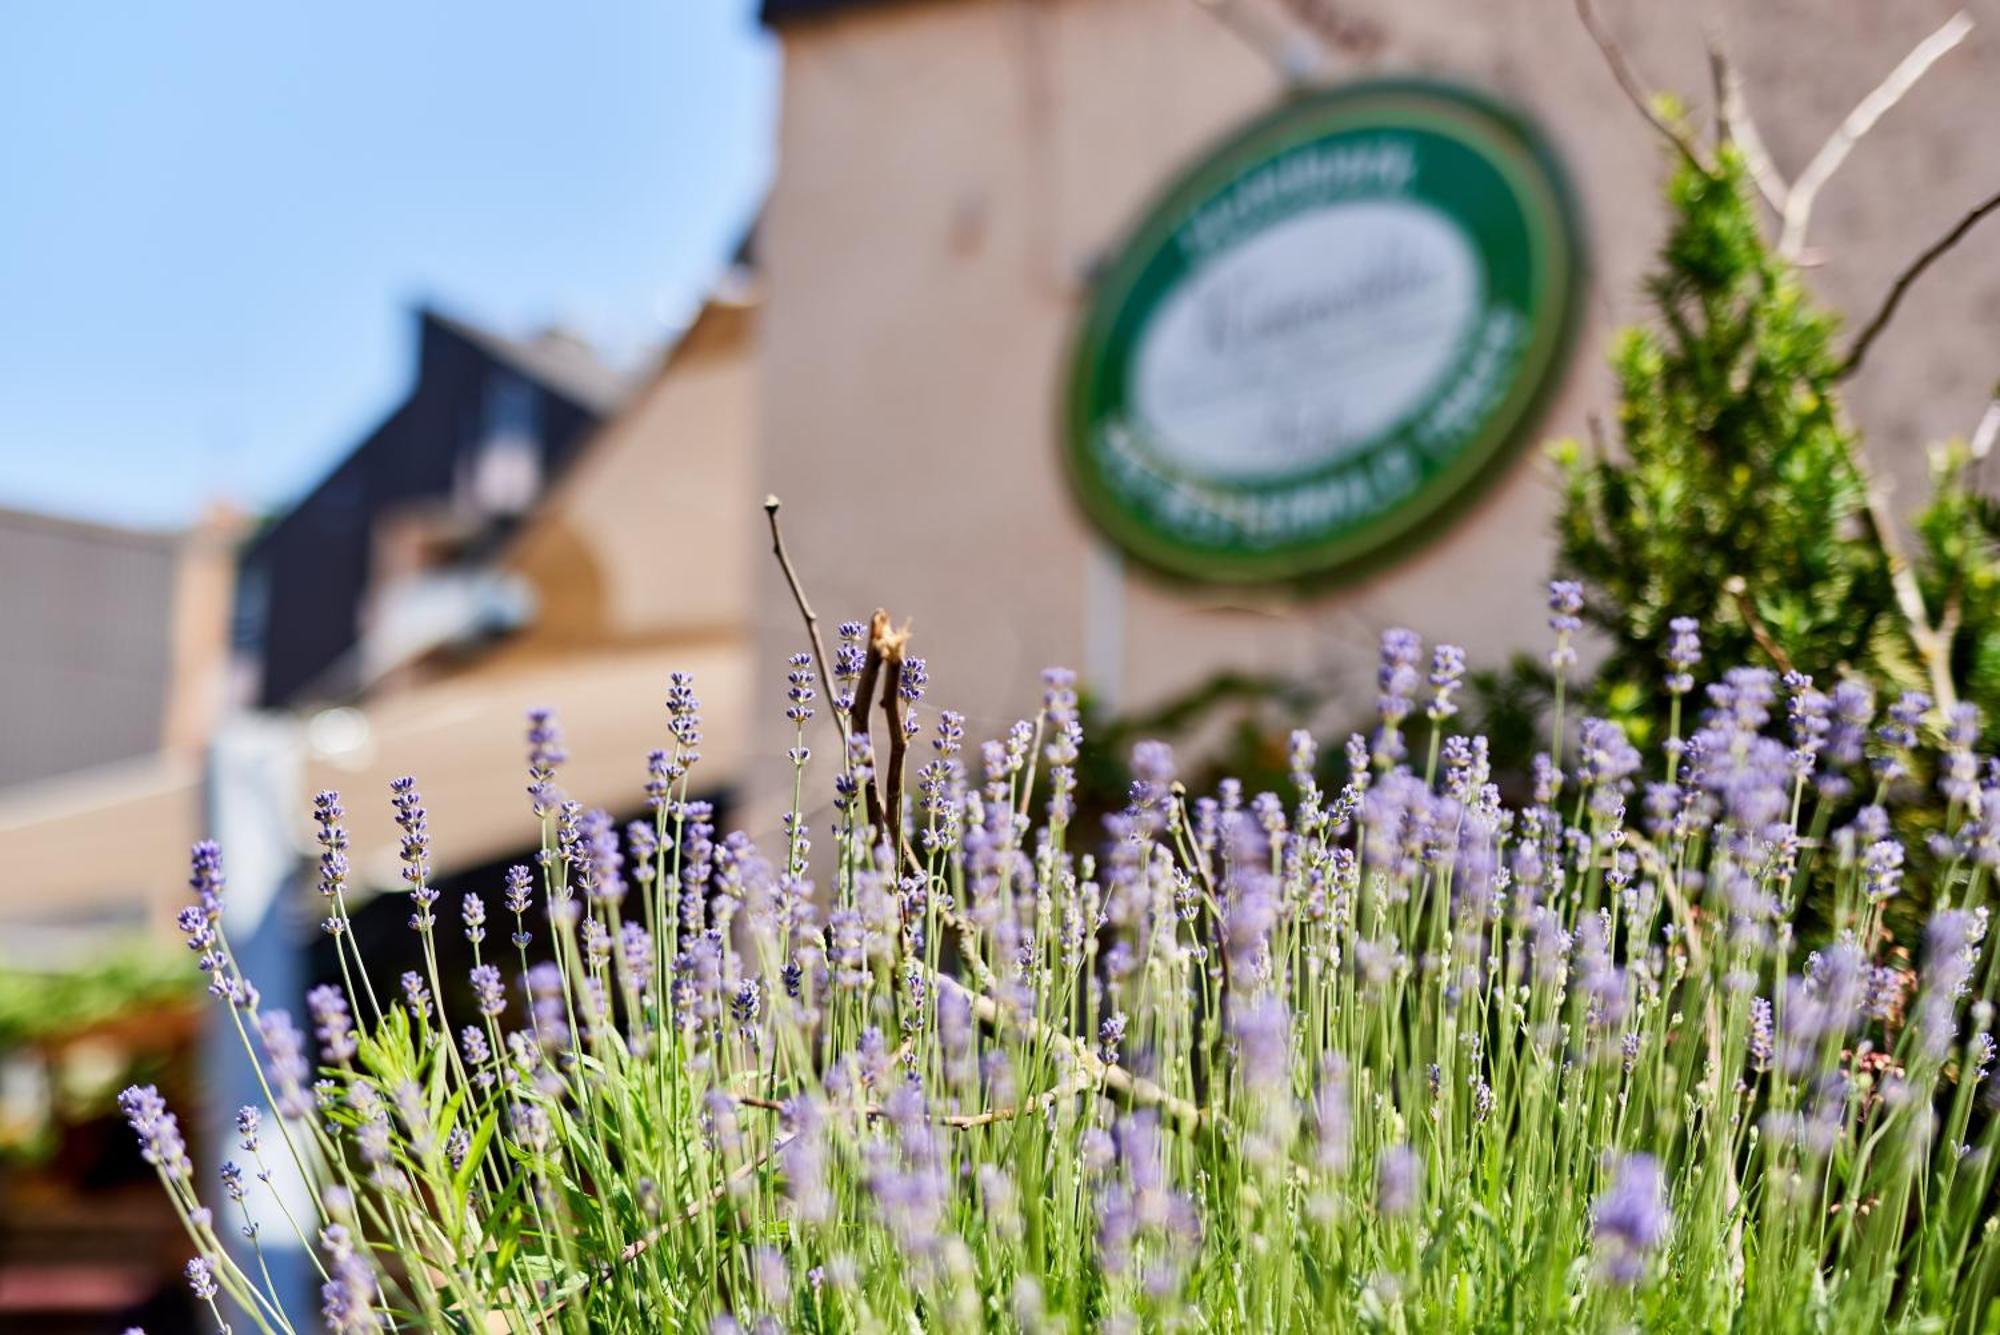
[
  {"left": 505, "top": 298, "right": 760, "bottom": 655},
  {"left": 749, "top": 0, "right": 2000, "bottom": 814}
]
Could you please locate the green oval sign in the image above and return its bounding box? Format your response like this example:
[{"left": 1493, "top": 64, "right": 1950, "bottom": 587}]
[{"left": 1063, "top": 79, "right": 1583, "bottom": 583}]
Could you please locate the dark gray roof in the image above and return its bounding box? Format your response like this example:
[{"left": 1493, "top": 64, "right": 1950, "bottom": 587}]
[
  {"left": 239, "top": 308, "right": 623, "bottom": 708},
  {"left": 762, "top": 0, "right": 933, "bottom": 25},
  {"left": 421, "top": 307, "right": 635, "bottom": 417}
]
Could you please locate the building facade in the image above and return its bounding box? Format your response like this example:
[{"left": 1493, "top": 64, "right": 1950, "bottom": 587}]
[{"left": 744, "top": 0, "right": 2000, "bottom": 816}]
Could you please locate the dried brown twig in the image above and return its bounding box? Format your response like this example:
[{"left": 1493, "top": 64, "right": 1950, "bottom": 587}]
[
  {"left": 1839, "top": 187, "right": 2000, "bottom": 380},
  {"left": 1575, "top": 0, "right": 1707, "bottom": 172},
  {"left": 1722, "top": 577, "right": 1796, "bottom": 677},
  {"left": 764, "top": 496, "right": 844, "bottom": 749},
  {"left": 872, "top": 615, "right": 913, "bottom": 864},
  {"left": 734, "top": 1072, "right": 1099, "bottom": 1131}
]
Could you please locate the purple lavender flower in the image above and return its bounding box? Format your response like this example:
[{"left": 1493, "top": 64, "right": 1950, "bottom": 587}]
[
  {"left": 732, "top": 978, "right": 762, "bottom": 1043},
  {"left": 785, "top": 652, "right": 818, "bottom": 728},
  {"left": 314, "top": 790, "right": 350, "bottom": 935},
  {"left": 1314, "top": 1055, "right": 1351, "bottom": 1173},
  {"left": 525, "top": 707, "right": 566, "bottom": 820},
  {"left": 1917, "top": 909, "right": 1990, "bottom": 1059},
  {"left": 389, "top": 775, "right": 435, "bottom": 931},
  {"left": 781, "top": 1095, "right": 832, "bottom": 1224},
  {"left": 634, "top": 752, "right": 669, "bottom": 818},
  {"left": 1375, "top": 628, "right": 1422, "bottom": 761},
  {"left": 1376, "top": 1144, "right": 1420, "bottom": 1217},
  {"left": 1664, "top": 616, "right": 1700, "bottom": 695},
  {"left": 1577, "top": 717, "right": 1641, "bottom": 789},
  {"left": 185, "top": 1256, "right": 217, "bottom": 1301},
  {"left": 1427, "top": 643, "right": 1466, "bottom": 721},
  {"left": 832, "top": 621, "right": 866, "bottom": 711},
  {"left": 1043, "top": 667, "right": 1078, "bottom": 726},
  {"left": 320, "top": 1222, "right": 382, "bottom": 1333},
  {"left": 1862, "top": 839, "right": 1906, "bottom": 902},
  {"left": 1873, "top": 691, "right": 1931, "bottom": 780},
  {"left": 1288, "top": 729, "right": 1318, "bottom": 787},
  {"left": 189, "top": 839, "right": 225, "bottom": 919},
  {"left": 898, "top": 656, "right": 927, "bottom": 704},
  {"left": 1749, "top": 996, "right": 1773, "bottom": 1073},
  {"left": 672, "top": 934, "right": 725, "bottom": 1036},
  {"left": 1230, "top": 995, "right": 1290, "bottom": 1096},
  {"left": 1593, "top": 1153, "right": 1670, "bottom": 1286},
  {"left": 119, "top": 1085, "right": 189, "bottom": 1178},
  {"left": 257, "top": 1011, "right": 311, "bottom": 1119},
  {"left": 1130, "top": 739, "right": 1176, "bottom": 796},
  {"left": 1099, "top": 1011, "right": 1128, "bottom": 1066},
  {"left": 400, "top": 970, "right": 433, "bottom": 1023},
  {"left": 510, "top": 1101, "right": 553, "bottom": 1156},
  {"left": 1548, "top": 580, "right": 1584, "bottom": 670},
  {"left": 752, "top": 1245, "right": 791, "bottom": 1310},
  {"left": 1943, "top": 702, "right": 1983, "bottom": 804},
  {"left": 1784, "top": 672, "right": 1832, "bottom": 780},
  {"left": 503, "top": 865, "right": 534, "bottom": 947},
  {"left": 621, "top": 921, "right": 656, "bottom": 996},
  {"left": 307, "top": 983, "right": 357, "bottom": 1063},
  {"left": 1816, "top": 679, "right": 1875, "bottom": 798},
  {"left": 568, "top": 808, "right": 625, "bottom": 905},
  {"left": 666, "top": 672, "right": 703, "bottom": 763},
  {"left": 1094, "top": 1112, "right": 1200, "bottom": 1294},
  {"left": 470, "top": 963, "right": 506, "bottom": 1019},
  {"left": 461, "top": 893, "right": 487, "bottom": 945},
  {"left": 461, "top": 1026, "right": 492, "bottom": 1076}
]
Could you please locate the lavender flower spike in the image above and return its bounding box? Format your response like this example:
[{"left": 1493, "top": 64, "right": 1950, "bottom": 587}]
[
  {"left": 1548, "top": 579, "right": 1584, "bottom": 670},
  {"left": 1376, "top": 1144, "right": 1421, "bottom": 1217},
  {"left": 119, "top": 1084, "right": 190, "bottom": 1179},
  {"left": 1594, "top": 1153, "right": 1670, "bottom": 1286}
]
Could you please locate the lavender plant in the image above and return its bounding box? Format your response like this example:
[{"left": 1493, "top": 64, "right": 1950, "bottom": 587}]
[{"left": 126, "top": 595, "right": 2000, "bottom": 1333}]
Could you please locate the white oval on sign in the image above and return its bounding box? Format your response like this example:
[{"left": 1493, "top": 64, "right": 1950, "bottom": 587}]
[{"left": 1131, "top": 199, "right": 1482, "bottom": 483}]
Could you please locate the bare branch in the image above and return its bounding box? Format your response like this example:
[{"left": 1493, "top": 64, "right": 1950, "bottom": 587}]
[
  {"left": 1855, "top": 472, "right": 1961, "bottom": 711},
  {"left": 736, "top": 1074, "right": 1099, "bottom": 1130},
  {"left": 1708, "top": 38, "right": 1788, "bottom": 212},
  {"left": 1779, "top": 10, "right": 1973, "bottom": 260},
  {"left": 1839, "top": 186, "right": 2000, "bottom": 379},
  {"left": 1721, "top": 576, "right": 1796, "bottom": 677},
  {"left": 1971, "top": 395, "right": 2000, "bottom": 461},
  {"left": 1575, "top": 0, "right": 1708, "bottom": 173},
  {"left": 849, "top": 608, "right": 893, "bottom": 838},
  {"left": 924, "top": 967, "right": 1210, "bottom": 1133},
  {"left": 1188, "top": 0, "right": 1325, "bottom": 85},
  {"left": 764, "top": 495, "right": 847, "bottom": 749},
  {"left": 874, "top": 614, "right": 912, "bottom": 864}
]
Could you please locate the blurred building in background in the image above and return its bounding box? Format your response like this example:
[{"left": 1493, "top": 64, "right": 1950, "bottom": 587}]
[
  {"left": 235, "top": 308, "right": 625, "bottom": 711},
  {"left": 4, "top": 0, "right": 2000, "bottom": 1324},
  {"left": 0, "top": 294, "right": 757, "bottom": 1328},
  {"left": 742, "top": 0, "right": 2000, "bottom": 822},
  {"left": 0, "top": 506, "right": 237, "bottom": 940}
]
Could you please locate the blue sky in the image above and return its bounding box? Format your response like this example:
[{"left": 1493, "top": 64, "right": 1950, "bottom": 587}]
[{"left": 0, "top": 3, "right": 776, "bottom": 529}]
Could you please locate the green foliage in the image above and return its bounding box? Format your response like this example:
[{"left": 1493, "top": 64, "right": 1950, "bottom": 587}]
[
  {"left": 1913, "top": 441, "right": 2000, "bottom": 713},
  {"left": 123, "top": 646, "right": 2000, "bottom": 1334},
  {"left": 0, "top": 944, "right": 196, "bottom": 1048},
  {"left": 1556, "top": 150, "right": 1895, "bottom": 738},
  {"left": 1073, "top": 669, "right": 1322, "bottom": 821},
  {"left": 0, "top": 943, "right": 196, "bottom": 1163}
]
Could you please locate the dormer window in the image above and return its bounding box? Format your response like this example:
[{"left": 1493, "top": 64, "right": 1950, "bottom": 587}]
[{"left": 468, "top": 372, "right": 542, "bottom": 517}]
